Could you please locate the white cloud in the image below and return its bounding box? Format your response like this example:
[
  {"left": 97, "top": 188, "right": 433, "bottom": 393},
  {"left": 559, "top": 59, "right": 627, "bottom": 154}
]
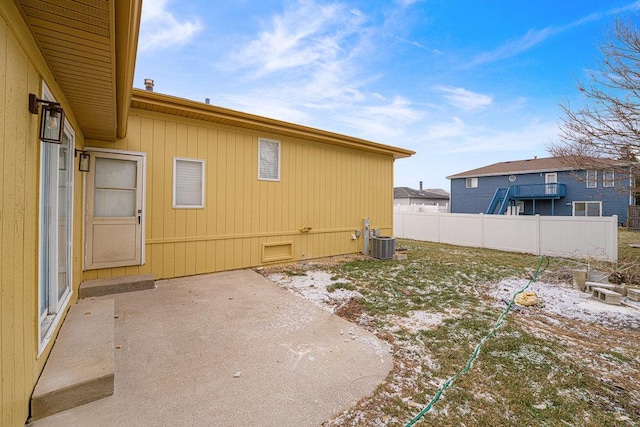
[
  {"left": 139, "top": 0, "right": 203, "bottom": 52},
  {"left": 436, "top": 86, "right": 493, "bottom": 111},
  {"left": 424, "top": 117, "right": 466, "bottom": 140},
  {"left": 232, "top": 1, "right": 366, "bottom": 75},
  {"left": 220, "top": 94, "right": 311, "bottom": 124},
  {"left": 334, "top": 96, "right": 424, "bottom": 139},
  {"left": 218, "top": 0, "right": 429, "bottom": 140},
  {"left": 466, "top": 27, "right": 557, "bottom": 68}
]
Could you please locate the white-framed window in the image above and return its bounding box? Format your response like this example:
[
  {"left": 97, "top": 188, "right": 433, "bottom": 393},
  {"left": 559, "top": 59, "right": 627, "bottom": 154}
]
[
  {"left": 173, "top": 158, "right": 205, "bottom": 208},
  {"left": 465, "top": 177, "right": 478, "bottom": 188},
  {"left": 603, "top": 170, "right": 615, "bottom": 187},
  {"left": 586, "top": 170, "right": 597, "bottom": 188},
  {"left": 573, "top": 201, "right": 602, "bottom": 217},
  {"left": 258, "top": 138, "right": 280, "bottom": 181}
]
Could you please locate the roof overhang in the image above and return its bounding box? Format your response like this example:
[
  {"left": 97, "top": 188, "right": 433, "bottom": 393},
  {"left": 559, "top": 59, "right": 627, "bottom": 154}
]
[
  {"left": 14, "top": 0, "right": 142, "bottom": 141},
  {"left": 130, "top": 89, "right": 416, "bottom": 159}
]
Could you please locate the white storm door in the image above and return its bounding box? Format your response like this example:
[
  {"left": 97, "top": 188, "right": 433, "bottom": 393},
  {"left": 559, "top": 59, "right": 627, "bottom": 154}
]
[{"left": 85, "top": 152, "right": 144, "bottom": 270}]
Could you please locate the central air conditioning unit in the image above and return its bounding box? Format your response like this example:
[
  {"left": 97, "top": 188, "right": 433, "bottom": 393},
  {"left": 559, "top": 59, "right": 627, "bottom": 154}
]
[{"left": 371, "top": 236, "right": 395, "bottom": 259}]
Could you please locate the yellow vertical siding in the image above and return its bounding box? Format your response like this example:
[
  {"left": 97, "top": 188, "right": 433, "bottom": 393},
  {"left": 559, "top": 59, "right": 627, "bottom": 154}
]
[
  {"left": 1, "top": 8, "right": 87, "bottom": 424},
  {"left": 86, "top": 110, "right": 395, "bottom": 281},
  {"left": 1, "top": 17, "right": 40, "bottom": 426}
]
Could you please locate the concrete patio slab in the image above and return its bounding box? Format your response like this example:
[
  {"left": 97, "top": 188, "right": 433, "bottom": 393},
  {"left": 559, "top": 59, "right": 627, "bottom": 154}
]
[{"left": 28, "top": 270, "right": 392, "bottom": 426}]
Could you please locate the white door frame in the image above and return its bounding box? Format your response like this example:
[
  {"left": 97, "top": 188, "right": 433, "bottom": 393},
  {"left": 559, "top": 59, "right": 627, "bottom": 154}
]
[
  {"left": 37, "top": 83, "right": 74, "bottom": 355},
  {"left": 83, "top": 147, "right": 147, "bottom": 270}
]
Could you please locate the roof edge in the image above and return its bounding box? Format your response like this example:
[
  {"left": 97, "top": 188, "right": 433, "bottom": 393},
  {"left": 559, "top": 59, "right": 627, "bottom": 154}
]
[
  {"left": 130, "top": 89, "right": 415, "bottom": 159},
  {"left": 115, "top": 0, "right": 142, "bottom": 139},
  {"left": 446, "top": 166, "right": 579, "bottom": 179}
]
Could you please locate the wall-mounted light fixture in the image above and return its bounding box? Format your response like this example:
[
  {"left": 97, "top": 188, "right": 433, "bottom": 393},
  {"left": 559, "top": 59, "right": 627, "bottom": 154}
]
[
  {"left": 75, "top": 149, "right": 90, "bottom": 172},
  {"left": 28, "top": 93, "right": 65, "bottom": 144}
]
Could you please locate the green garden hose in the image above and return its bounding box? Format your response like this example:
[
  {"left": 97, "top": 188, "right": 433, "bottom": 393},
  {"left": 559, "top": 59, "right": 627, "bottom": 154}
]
[{"left": 405, "top": 255, "right": 549, "bottom": 426}]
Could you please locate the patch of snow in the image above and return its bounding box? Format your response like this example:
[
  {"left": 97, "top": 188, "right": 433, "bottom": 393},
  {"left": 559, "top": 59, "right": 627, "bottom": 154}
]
[
  {"left": 268, "top": 271, "right": 362, "bottom": 313},
  {"left": 386, "top": 310, "right": 458, "bottom": 334},
  {"left": 489, "top": 279, "right": 640, "bottom": 329}
]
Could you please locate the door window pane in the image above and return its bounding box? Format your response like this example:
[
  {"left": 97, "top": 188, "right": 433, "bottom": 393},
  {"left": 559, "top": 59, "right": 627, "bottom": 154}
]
[
  {"left": 94, "top": 157, "right": 138, "bottom": 217},
  {"left": 39, "top": 119, "right": 73, "bottom": 348},
  {"left": 94, "top": 189, "right": 136, "bottom": 217},
  {"left": 96, "top": 158, "right": 137, "bottom": 188},
  {"left": 586, "top": 203, "right": 601, "bottom": 216},
  {"left": 57, "top": 135, "right": 71, "bottom": 299}
]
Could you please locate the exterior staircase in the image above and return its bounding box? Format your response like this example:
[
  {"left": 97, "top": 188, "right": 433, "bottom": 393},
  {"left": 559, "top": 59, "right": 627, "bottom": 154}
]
[
  {"left": 486, "top": 187, "right": 513, "bottom": 215},
  {"left": 485, "top": 184, "right": 567, "bottom": 215}
]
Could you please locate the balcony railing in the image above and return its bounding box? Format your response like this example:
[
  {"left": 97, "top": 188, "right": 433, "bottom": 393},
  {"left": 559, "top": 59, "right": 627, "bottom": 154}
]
[{"left": 510, "top": 183, "right": 566, "bottom": 199}]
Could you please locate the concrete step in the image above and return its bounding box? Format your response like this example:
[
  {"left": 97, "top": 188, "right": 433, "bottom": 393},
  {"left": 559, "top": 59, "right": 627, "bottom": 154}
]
[
  {"left": 79, "top": 274, "right": 155, "bottom": 298},
  {"left": 31, "top": 299, "right": 115, "bottom": 420}
]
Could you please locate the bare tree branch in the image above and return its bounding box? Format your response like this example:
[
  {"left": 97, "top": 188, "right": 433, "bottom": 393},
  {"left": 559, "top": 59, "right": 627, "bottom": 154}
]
[{"left": 549, "top": 18, "right": 640, "bottom": 194}]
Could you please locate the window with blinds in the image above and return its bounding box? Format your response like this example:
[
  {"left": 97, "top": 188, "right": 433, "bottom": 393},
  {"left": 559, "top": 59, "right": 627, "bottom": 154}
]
[
  {"left": 173, "top": 158, "right": 205, "bottom": 208},
  {"left": 258, "top": 138, "right": 281, "bottom": 181}
]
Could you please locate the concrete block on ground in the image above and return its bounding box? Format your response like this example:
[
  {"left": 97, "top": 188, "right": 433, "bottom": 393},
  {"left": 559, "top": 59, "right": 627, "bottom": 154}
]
[
  {"left": 31, "top": 299, "right": 115, "bottom": 420},
  {"left": 393, "top": 252, "right": 408, "bottom": 261},
  {"left": 591, "top": 287, "right": 621, "bottom": 305},
  {"left": 627, "top": 288, "right": 640, "bottom": 302},
  {"left": 585, "top": 281, "right": 615, "bottom": 293},
  {"left": 79, "top": 274, "right": 155, "bottom": 298}
]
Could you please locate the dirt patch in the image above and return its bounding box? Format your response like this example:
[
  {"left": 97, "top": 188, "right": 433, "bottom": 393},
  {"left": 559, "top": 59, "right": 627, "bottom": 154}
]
[{"left": 334, "top": 297, "right": 366, "bottom": 322}]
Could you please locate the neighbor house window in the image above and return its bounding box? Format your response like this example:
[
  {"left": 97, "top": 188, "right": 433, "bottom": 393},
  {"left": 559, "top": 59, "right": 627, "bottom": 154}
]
[
  {"left": 173, "top": 158, "right": 205, "bottom": 208},
  {"left": 586, "top": 170, "right": 597, "bottom": 188},
  {"left": 573, "top": 201, "right": 602, "bottom": 217},
  {"left": 258, "top": 138, "right": 280, "bottom": 181},
  {"left": 603, "top": 170, "right": 615, "bottom": 187},
  {"left": 466, "top": 177, "right": 478, "bottom": 188}
]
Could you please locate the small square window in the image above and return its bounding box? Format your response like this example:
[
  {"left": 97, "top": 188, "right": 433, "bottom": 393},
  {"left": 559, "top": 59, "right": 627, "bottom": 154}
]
[
  {"left": 466, "top": 177, "right": 478, "bottom": 188},
  {"left": 173, "top": 158, "right": 205, "bottom": 208},
  {"left": 258, "top": 138, "right": 280, "bottom": 181},
  {"left": 603, "top": 170, "right": 614, "bottom": 187}
]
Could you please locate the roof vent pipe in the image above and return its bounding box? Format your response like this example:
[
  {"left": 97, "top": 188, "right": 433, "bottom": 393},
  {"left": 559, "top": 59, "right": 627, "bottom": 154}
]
[
  {"left": 419, "top": 181, "right": 423, "bottom": 191},
  {"left": 144, "top": 78, "right": 154, "bottom": 92},
  {"left": 205, "top": 98, "right": 210, "bottom": 104}
]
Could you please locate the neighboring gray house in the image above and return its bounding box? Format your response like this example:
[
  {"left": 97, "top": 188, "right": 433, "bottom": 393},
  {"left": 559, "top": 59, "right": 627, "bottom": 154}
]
[
  {"left": 447, "top": 156, "right": 635, "bottom": 224},
  {"left": 394, "top": 182, "right": 450, "bottom": 206}
]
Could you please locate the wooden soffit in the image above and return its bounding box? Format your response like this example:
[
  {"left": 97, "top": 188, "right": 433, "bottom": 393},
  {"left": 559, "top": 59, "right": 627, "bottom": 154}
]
[
  {"left": 15, "top": 0, "right": 141, "bottom": 141},
  {"left": 131, "top": 89, "right": 416, "bottom": 159}
]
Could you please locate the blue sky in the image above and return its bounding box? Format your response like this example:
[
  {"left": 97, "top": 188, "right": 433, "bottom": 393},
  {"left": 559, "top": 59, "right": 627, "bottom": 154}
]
[{"left": 134, "top": 0, "right": 640, "bottom": 191}]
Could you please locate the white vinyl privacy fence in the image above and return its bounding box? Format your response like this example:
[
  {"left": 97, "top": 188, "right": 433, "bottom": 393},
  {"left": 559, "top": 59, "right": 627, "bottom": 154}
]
[{"left": 393, "top": 210, "right": 618, "bottom": 262}]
